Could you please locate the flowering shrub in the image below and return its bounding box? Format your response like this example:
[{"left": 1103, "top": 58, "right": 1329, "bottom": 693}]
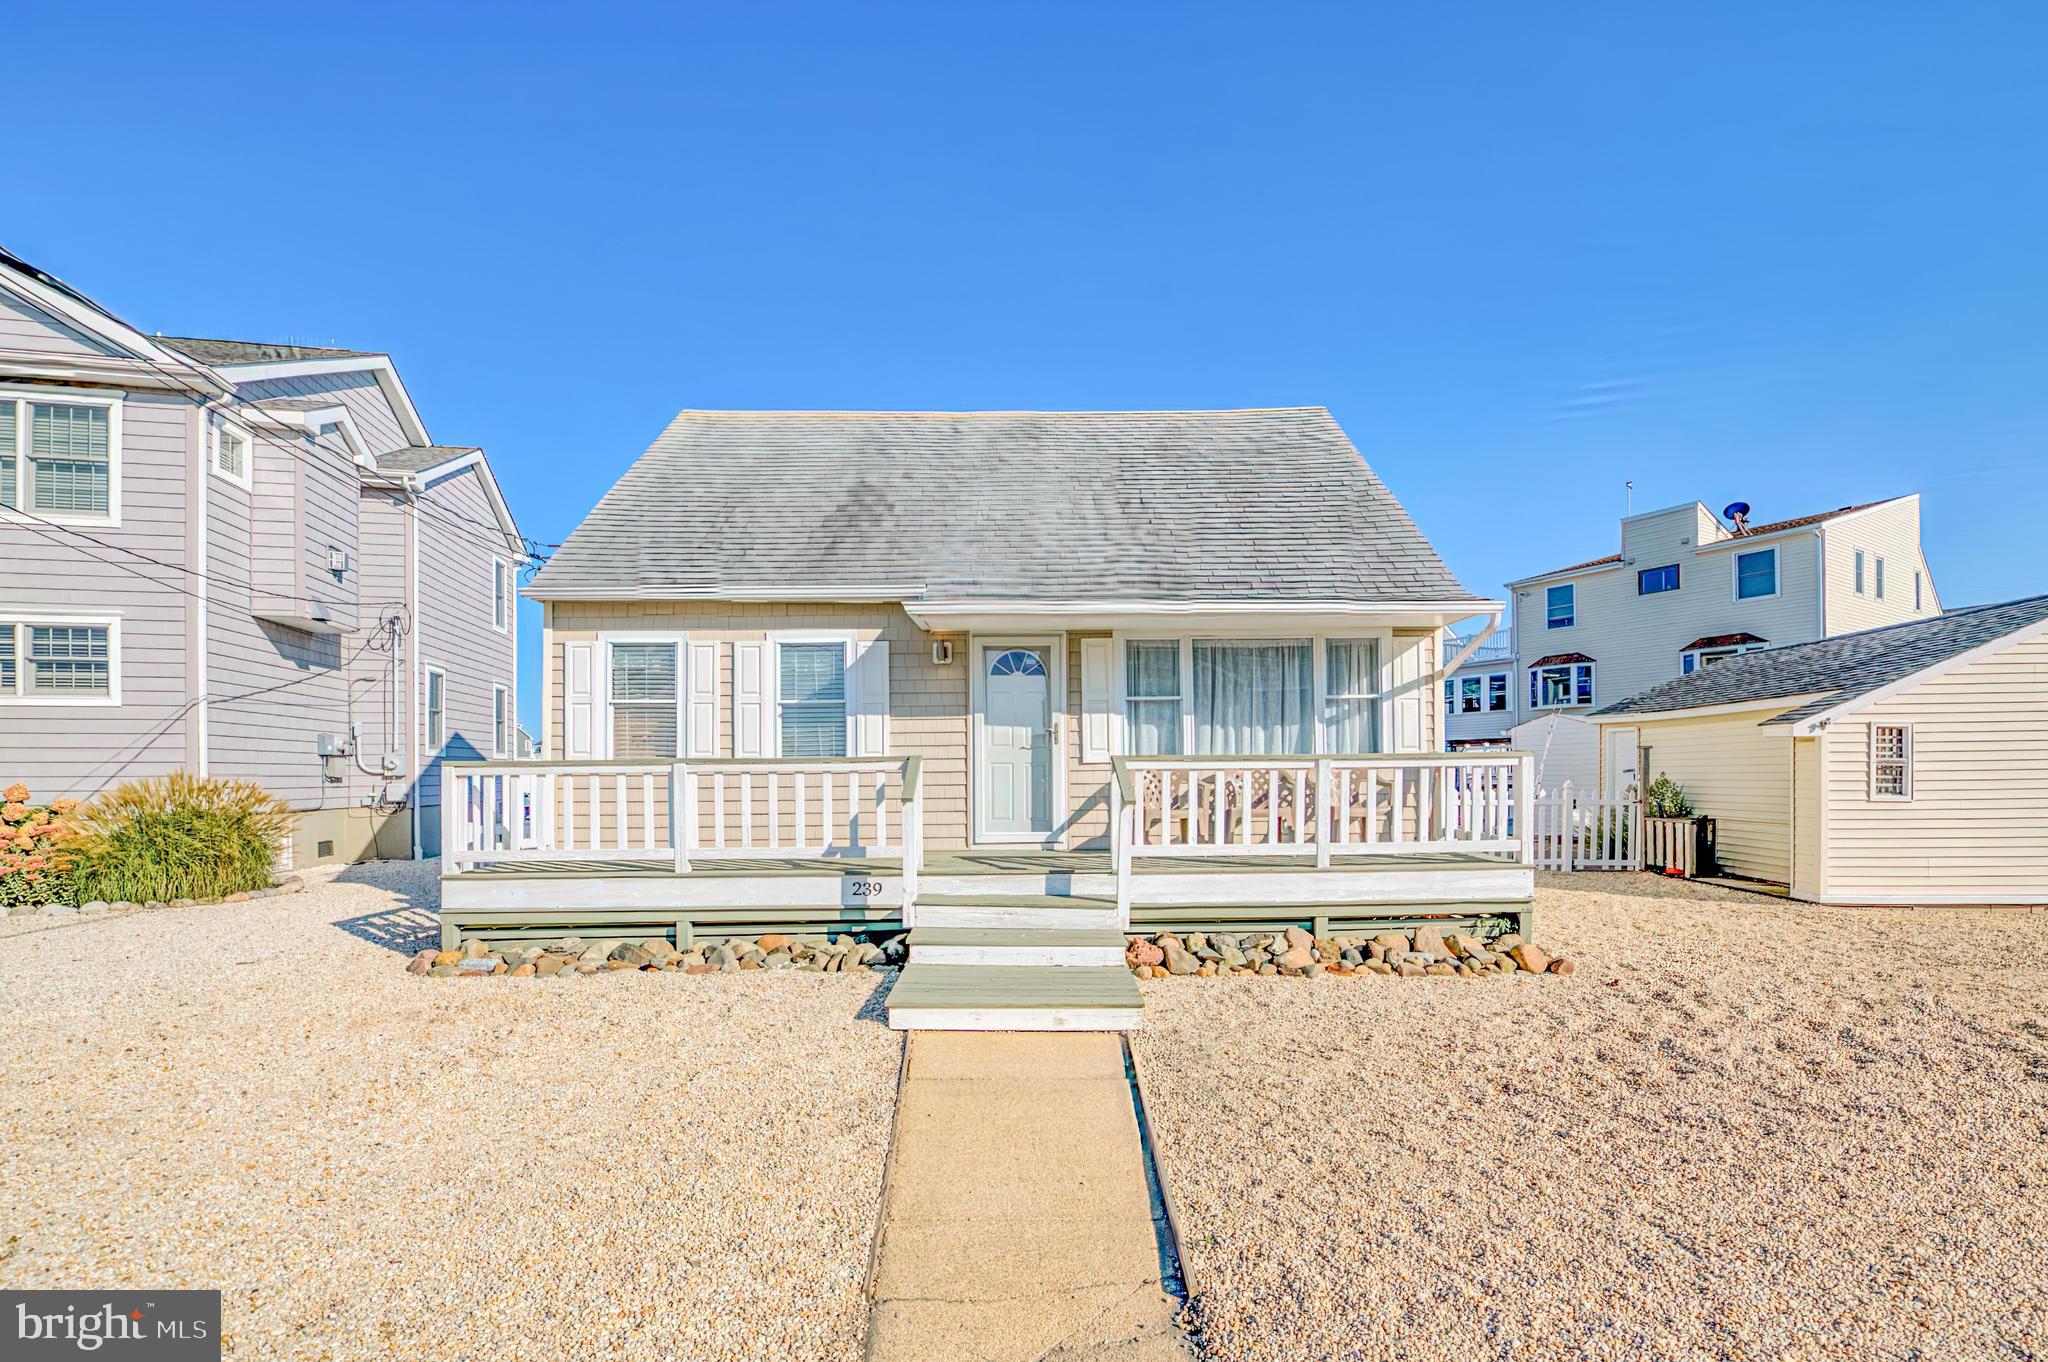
[{"left": 0, "top": 784, "right": 82, "bottom": 908}]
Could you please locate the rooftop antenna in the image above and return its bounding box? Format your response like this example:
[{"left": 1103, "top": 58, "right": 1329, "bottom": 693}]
[
  {"left": 1625, "top": 481, "right": 1634, "bottom": 516},
  {"left": 1723, "top": 500, "right": 1751, "bottom": 534}
]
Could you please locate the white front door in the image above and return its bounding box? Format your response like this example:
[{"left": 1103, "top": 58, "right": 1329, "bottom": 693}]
[
  {"left": 979, "top": 643, "right": 1054, "bottom": 840},
  {"left": 1605, "top": 726, "right": 1641, "bottom": 799}
]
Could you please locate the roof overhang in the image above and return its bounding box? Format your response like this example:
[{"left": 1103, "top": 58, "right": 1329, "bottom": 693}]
[
  {"left": 241, "top": 402, "right": 374, "bottom": 466},
  {"left": 1505, "top": 559, "right": 1626, "bottom": 590},
  {"left": 1781, "top": 606, "right": 2048, "bottom": 736},
  {"left": 903, "top": 598, "right": 1502, "bottom": 633},
  {"left": 1590, "top": 694, "right": 1829, "bottom": 726},
  {"left": 411, "top": 452, "right": 527, "bottom": 562},
  {"left": 213, "top": 354, "right": 430, "bottom": 446},
  {"left": 0, "top": 258, "right": 235, "bottom": 398}
]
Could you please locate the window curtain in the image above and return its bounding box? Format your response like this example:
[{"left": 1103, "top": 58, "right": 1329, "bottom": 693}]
[
  {"left": 1193, "top": 641, "right": 1310, "bottom": 755},
  {"left": 1125, "top": 640, "right": 1181, "bottom": 755},
  {"left": 1323, "top": 638, "right": 1380, "bottom": 752}
]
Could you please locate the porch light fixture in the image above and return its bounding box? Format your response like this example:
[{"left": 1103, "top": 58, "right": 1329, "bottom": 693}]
[{"left": 931, "top": 640, "right": 955, "bottom": 665}]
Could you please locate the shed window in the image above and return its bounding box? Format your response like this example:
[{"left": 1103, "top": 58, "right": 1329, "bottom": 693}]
[
  {"left": 1124, "top": 640, "right": 1182, "bottom": 755},
  {"left": 611, "top": 643, "right": 678, "bottom": 759},
  {"left": 1637, "top": 564, "right": 1680, "bottom": 595},
  {"left": 1735, "top": 547, "right": 1778, "bottom": 600},
  {"left": 1871, "top": 724, "right": 1912, "bottom": 800},
  {"left": 1546, "top": 584, "right": 1576, "bottom": 628}
]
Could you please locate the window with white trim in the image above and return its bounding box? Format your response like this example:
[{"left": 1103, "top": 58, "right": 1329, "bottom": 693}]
[
  {"left": 1870, "top": 724, "right": 1912, "bottom": 800},
  {"left": 610, "top": 642, "right": 678, "bottom": 758},
  {"left": 1875, "top": 556, "right": 1886, "bottom": 599},
  {"left": 1854, "top": 549, "right": 1866, "bottom": 594},
  {"left": 1682, "top": 642, "right": 1768, "bottom": 673},
  {"left": 492, "top": 558, "right": 511, "bottom": 633},
  {"left": 777, "top": 641, "right": 848, "bottom": 758},
  {"left": 1735, "top": 546, "right": 1778, "bottom": 600},
  {"left": 0, "top": 396, "right": 118, "bottom": 518},
  {"left": 492, "top": 685, "right": 511, "bottom": 758},
  {"left": 1546, "top": 583, "right": 1575, "bottom": 628},
  {"left": 0, "top": 621, "right": 114, "bottom": 699},
  {"left": 1915, "top": 571, "right": 1923, "bottom": 610},
  {"left": 1529, "top": 661, "right": 1594, "bottom": 708},
  {"left": 1322, "top": 638, "right": 1381, "bottom": 752},
  {"left": 1124, "top": 640, "right": 1183, "bottom": 755},
  {"left": 1447, "top": 670, "right": 1511, "bottom": 715},
  {"left": 210, "top": 417, "right": 249, "bottom": 487},
  {"left": 424, "top": 667, "right": 446, "bottom": 751},
  {"left": 1637, "top": 564, "right": 1680, "bottom": 595}
]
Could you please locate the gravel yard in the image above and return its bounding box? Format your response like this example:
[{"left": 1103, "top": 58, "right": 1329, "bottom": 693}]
[
  {"left": 1136, "top": 873, "right": 2048, "bottom": 1362},
  {"left": 0, "top": 859, "right": 900, "bottom": 1362}
]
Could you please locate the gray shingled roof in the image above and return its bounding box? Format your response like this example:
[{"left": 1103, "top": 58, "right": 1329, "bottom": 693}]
[
  {"left": 527, "top": 408, "right": 1481, "bottom": 604},
  {"left": 1594, "top": 594, "right": 2048, "bottom": 724},
  {"left": 372, "top": 445, "right": 479, "bottom": 473},
  {"left": 159, "top": 335, "right": 376, "bottom": 365}
]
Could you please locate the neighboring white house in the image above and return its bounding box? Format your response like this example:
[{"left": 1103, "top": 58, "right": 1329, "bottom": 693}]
[
  {"left": 1506, "top": 712, "right": 1601, "bottom": 795},
  {"left": 0, "top": 246, "right": 524, "bottom": 864},
  {"left": 1498, "top": 496, "right": 1940, "bottom": 722},
  {"left": 1442, "top": 629, "right": 1515, "bottom": 749},
  {"left": 1592, "top": 595, "right": 2048, "bottom": 904}
]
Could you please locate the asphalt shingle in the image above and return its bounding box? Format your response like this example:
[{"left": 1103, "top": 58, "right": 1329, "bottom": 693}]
[
  {"left": 526, "top": 408, "right": 1482, "bottom": 605},
  {"left": 1593, "top": 595, "right": 2048, "bottom": 724},
  {"left": 159, "top": 335, "right": 377, "bottom": 365}
]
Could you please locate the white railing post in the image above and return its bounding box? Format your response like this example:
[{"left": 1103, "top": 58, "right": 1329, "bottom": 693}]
[
  {"left": 1314, "top": 757, "right": 1333, "bottom": 868},
  {"left": 1560, "top": 781, "right": 1575, "bottom": 872},
  {"left": 442, "top": 770, "right": 463, "bottom": 870},
  {"left": 1116, "top": 802, "right": 1135, "bottom": 931},
  {"left": 1516, "top": 754, "right": 1534, "bottom": 867},
  {"left": 673, "top": 762, "right": 693, "bottom": 873},
  {"left": 902, "top": 763, "right": 922, "bottom": 929}
]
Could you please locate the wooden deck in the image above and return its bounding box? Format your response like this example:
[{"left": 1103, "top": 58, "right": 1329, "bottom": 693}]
[{"left": 452, "top": 849, "right": 1506, "bottom": 878}]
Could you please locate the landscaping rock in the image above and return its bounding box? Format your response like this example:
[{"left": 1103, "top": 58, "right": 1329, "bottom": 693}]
[
  {"left": 1510, "top": 943, "right": 1551, "bottom": 974},
  {"left": 1163, "top": 942, "right": 1201, "bottom": 976},
  {"left": 509, "top": 963, "right": 536, "bottom": 977},
  {"left": 1412, "top": 925, "right": 1448, "bottom": 958},
  {"left": 1128, "top": 939, "right": 1164, "bottom": 967},
  {"left": 406, "top": 951, "right": 434, "bottom": 975},
  {"left": 1548, "top": 957, "right": 1576, "bottom": 975},
  {"left": 757, "top": 933, "right": 792, "bottom": 953},
  {"left": 1277, "top": 946, "right": 1315, "bottom": 971},
  {"left": 1372, "top": 931, "right": 1410, "bottom": 958},
  {"left": 640, "top": 938, "right": 678, "bottom": 961},
  {"left": 457, "top": 957, "right": 498, "bottom": 974},
  {"left": 1283, "top": 925, "right": 1314, "bottom": 952}
]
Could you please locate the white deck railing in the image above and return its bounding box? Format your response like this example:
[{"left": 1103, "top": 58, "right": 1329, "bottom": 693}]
[
  {"left": 443, "top": 756, "right": 925, "bottom": 901},
  {"left": 1110, "top": 752, "right": 1533, "bottom": 924}
]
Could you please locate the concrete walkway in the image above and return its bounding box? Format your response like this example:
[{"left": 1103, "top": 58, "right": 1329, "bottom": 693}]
[{"left": 867, "top": 1032, "right": 1190, "bottom": 1362}]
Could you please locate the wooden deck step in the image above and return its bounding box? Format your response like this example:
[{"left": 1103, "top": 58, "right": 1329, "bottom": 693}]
[
  {"left": 914, "top": 892, "right": 1120, "bottom": 930},
  {"left": 885, "top": 964, "right": 1142, "bottom": 1032},
  {"left": 908, "top": 927, "right": 1128, "bottom": 967}
]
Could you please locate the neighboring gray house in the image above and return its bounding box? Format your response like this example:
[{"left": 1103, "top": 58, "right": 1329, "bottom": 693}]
[{"left": 0, "top": 247, "right": 523, "bottom": 865}]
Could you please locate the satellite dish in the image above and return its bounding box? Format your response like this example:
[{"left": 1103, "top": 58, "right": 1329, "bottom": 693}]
[{"left": 1722, "top": 501, "right": 1750, "bottom": 521}]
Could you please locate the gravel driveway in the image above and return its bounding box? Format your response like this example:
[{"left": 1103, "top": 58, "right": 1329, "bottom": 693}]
[
  {"left": 1134, "top": 873, "right": 2048, "bottom": 1362},
  {"left": 0, "top": 859, "right": 901, "bottom": 1361}
]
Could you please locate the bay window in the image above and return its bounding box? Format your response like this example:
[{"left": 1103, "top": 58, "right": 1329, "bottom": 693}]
[{"left": 1529, "top": 660, "right": 1595, "bottom": 708}]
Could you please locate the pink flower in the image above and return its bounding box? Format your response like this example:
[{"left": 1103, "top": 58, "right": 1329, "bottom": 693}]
[{"left": 2, "top": 784, "right": 28, "bottom": 805}]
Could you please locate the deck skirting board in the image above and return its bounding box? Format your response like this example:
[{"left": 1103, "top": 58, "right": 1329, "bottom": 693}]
[
  {"left": 1127, "top": 867, "right": 1532, "bottom": 905},
  {"left": 441, "top": 877, "right": 901, "bottom": 911},
  {"left": 885, "top": 1006, "right": 1142, "bottom": 1032}
]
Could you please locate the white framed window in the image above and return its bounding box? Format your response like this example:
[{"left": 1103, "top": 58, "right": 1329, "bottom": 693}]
[
  {"left": 492, "top": 684, "right": 511, "bottom": 758},
  {"left": 1124, "top": 639, "right": 1183, "bottom": 755},
  {"left": 1529, "top": 661, "right": 1595, "bottom": 709},
  {"left": 209, "top": 414, "right": 252, "bottom": 489},
  {"left": 776, "top": 638, "right": 849, "bottom": 758},
  {"left": 609, "top": 640, "right": 680, "bottom": 759},
  {"left": 1637, "top": 563, "right": 1680, "bottom": 595},
  {"left": 1875, "top": 556, "right": 1886, "bottom": 600},
  {"left": 1117, "top": 633, "right": 1391, "bottom": 757},
  {"left": 1545, "top": 583, "right": 1575, "bottom": 629},
  {"left": 423, "top": 666, "right": 446, "bottom": 751},
  {"left": 1854, "top": 549, "right": 1866, "bottom": 594},
  {"left": 1734, "top": 546, "right": 1779, "bottom": 600},
  {"left": 0, "top": 390, "right": 122, "bottom": 523},
  {"left": 0, "top": 616, "right": 119, "bottom": 704},
  {"left": 1870, "top": 723, "right": 1912, "bottom": 800},
  {"left": 492, "top": 558, "right": 511, "bottom": 633},
  {"left": 1915, "top": 570, "right": 1923, "bottom": 610},
  {"left": 1682, "top": 642, "right": 1768, "bottom": 673},
  {"left": 1447, "top": 669, "right": 1512, "bottom": 716}
]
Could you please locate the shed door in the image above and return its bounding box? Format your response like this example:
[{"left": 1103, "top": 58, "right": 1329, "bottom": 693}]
[{"left": 1605, "top": 726, "right": 1641, "bottom": 799}]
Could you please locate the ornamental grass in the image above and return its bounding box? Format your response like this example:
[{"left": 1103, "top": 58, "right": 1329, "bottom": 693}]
[{"left": 67, "top": 773, "right": 293, "bottom": 904}]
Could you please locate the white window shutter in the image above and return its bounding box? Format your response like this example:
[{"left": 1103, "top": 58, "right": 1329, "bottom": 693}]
[
  {"left": 1390, "top": 638, "right": 1424, "bottom": 753},
  {"left": 733, "top": 641, "right": 769, "bottom": 758},
  {"left": 1080, "top": 638, "right": 1112, "bottom": 763},
  {"left": 686, "top": 641, "right": 719, "bottom": 758},
  {"left": 564, "top": 641, "right": 596, "bottom": 759},
  {"left": 850, "top": 640, "right": 890, "bottom": 756}
]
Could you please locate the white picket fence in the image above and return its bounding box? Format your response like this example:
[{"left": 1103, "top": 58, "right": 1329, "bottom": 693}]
[{"left": 1529, "top": 783, "right": 1641, "bottom": 872}]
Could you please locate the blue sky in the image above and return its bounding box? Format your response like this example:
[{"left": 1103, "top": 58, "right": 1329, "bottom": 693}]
[{"left": 7, "top": 2, "right": 2046, "bottom": 729}]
